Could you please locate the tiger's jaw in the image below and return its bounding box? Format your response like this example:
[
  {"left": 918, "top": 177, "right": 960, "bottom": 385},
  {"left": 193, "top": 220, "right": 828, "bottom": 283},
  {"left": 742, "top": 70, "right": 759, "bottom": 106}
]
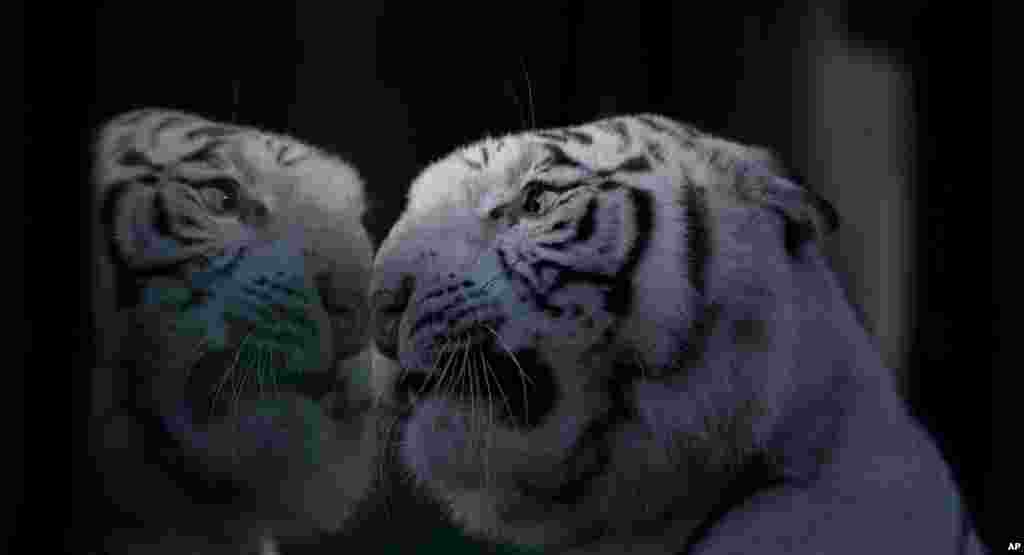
[
  {"left": 113, "top": 196, "right": 378, "bottom": 508},
  {"left": 112, "top": 232, "right": 384, "bottom": 538},
  {"left": 393, "top": 357, "right": 617, "bottom": 546},
  {"left": 375, "top": 248, "right": 629, "bottom": 545}
]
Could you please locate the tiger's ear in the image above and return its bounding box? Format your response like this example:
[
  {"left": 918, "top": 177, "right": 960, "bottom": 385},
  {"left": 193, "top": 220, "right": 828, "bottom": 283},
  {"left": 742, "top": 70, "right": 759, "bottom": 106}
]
[{"left": 734, "top": 147, "right": 840, "bottom": 253}]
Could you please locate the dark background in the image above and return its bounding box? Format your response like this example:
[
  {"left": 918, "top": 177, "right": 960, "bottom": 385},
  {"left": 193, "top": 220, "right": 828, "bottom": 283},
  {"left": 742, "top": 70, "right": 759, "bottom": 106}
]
[{"left": 20, "top": 2, "right": 996, "bottom": 552}]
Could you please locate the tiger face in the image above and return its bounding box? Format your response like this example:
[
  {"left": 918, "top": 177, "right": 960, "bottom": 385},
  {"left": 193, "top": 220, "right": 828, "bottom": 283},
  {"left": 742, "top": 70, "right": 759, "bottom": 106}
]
[
  {"left": 369, "top": 115, "right": 850, "bottom": 549},
  {"left": 92, "top": 109, "right": 382, "bottom": 546}
]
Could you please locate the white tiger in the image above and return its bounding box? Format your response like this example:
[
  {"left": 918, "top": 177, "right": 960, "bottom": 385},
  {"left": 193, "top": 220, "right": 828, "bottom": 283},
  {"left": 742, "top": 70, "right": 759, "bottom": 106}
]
[
  {"left": 368, "top": 114, "right": 988, "bottom": 554},
  {"left": 90, "top": 109, "right": 386, "bottom": 554}
]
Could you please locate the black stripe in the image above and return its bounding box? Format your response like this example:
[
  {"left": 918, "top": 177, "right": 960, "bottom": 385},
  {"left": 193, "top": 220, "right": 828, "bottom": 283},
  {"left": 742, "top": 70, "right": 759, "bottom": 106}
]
[
  {"left": 601, "top": 188, "right": 654, "bottom": 316},
  {"left": 513, "top": 189, "right": 652, "bottom": 316},
  {"left": 597, "top": 119, "right": 629, "bottom": 145},
  {"left": 180, "top": 141, "right": 221, "bottom": 164},
  {"left": 481, "top": 145, "right": 490, "bottom": 165},
  {"left": 409, "top": 291, "right": 471, "bottom": 336},
  {"left": 99, "top": 180, "right": 141, "bottom": 231},
  {"left": 676, "top": 122, "right": 702, "bottom": 138},
  {"left": 113, "top": 109, "right": 158, "bottom": 127},
  {"left": 460, "top": 155, "right": 483, "bottom": 171},
  {"left": 672, "top": 300, "right": 720, "bottom": 376},
  {"left": 530, "top": 259, "right": 617, "bottom": 295},
  {"left": 574, "top": 198, "right": 598, "bottom": 242},
  {"left": 153, "top": 191, "right": 173, "bottom": 236},
  {"left": 635, "top": 115, "right": 672, "bottom": 134},
  {"left": 635, "top": 115, "right": 700, "bottom": 150},
  {"left": 154, "top": 115, "right": 187, "bottom": 135},
  {"left": 593, "top": 156, "right": 652, "bottom": 180},
  {"left": 684, "top": 184, "right": 710, "bottom": 295},
  {"left": 785, "top": 171, "right": 839, "bottom": 235},
  {"left": 541, "top": 144, "right": 586, "bottom": 171},
  {"left": 496, "top": 248, "right": 576, "bottom": 316},
  {"left": 118, "top": 149, "right": 160, "bottom": 170},
  {"left": 99, "top": 181, "right": 147, "bottom": 309},
  {"left": 550, "top": 188, "right": 584, "bottom": 210},
  {"left": 100, "top": 179, "right": 202, "bottom": 307},
  {"left": 528, "top": 179, "right": 588, "bottom": 196},
  {"left": 281, "top": 146, "right": 313, "bottom": 167},
  {"left": 609, "top": 120, "right": 631, "bottom": 151},
  {"left": 565, "top": 130, "right": 594, "bottom": 145},
  {"left": 535, "top": 195, "right": 598, "bottom": 250},
  {"left": 807, "top": 188, "right": 841, "bottom": 233},
  {"left": 184, "top": 125, "right": 239, "bottom": 141},
  {"left": 535, "top": 130, "right": 569, "bottom": 143},
  {"left": 614, "top": 155, "right": 651, "bottom": 173},
  {"left": 423, "top": 288, "right": 447, "bottom": 301},
  {"left": 645, "top": 139, "right": 666, "bottom": 164},
  {"left": 706, "top": 149, "right": 725, "bottom": 171}
]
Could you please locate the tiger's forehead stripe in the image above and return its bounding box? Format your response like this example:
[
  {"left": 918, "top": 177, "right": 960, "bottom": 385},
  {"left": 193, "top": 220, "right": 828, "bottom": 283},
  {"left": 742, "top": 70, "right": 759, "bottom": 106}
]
[
  {"left": 438, "top": 116, "right": 678, "bottom": 194},
  {"left": 96, "top": 110, "right": 364, "bottom": 207},
  {"left": 520, "top": 115, "right": 697, "bottom": 177},
  {"left": 394, "top": 113, "right": 812, "bottom": 268}
]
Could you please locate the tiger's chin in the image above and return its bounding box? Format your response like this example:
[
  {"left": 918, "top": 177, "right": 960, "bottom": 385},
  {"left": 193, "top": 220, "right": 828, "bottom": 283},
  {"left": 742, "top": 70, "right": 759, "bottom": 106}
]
[
  {"left": 389, "top": 339, "right": 757, "bottom": 550},
  {"left": 396, "top": 397, "right": 592, "bottom": 547},
  {"left": 395, "top": 390, "right": 756, "bottom": 551}
]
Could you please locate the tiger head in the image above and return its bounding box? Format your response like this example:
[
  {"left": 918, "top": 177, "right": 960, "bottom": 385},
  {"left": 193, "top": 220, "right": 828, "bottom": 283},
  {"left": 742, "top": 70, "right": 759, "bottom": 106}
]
[
  {"left": 92, "top": 109, "right": 381, "bottom": 541},
  {"left": 370, "top": 115, "right": 843, "bottom": 549}
]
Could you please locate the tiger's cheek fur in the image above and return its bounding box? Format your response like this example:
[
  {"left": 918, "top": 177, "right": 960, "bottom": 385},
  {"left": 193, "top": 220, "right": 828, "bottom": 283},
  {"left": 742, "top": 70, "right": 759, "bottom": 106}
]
[{"left": 397, "top": 248, "right": 619, "bottom": 374}]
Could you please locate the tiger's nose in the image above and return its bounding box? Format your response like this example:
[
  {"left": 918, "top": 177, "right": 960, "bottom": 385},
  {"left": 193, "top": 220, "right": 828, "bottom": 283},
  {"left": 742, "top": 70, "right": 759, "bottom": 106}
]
[{"left": 371, "top": 275, "right": 414, "bottom": 360}]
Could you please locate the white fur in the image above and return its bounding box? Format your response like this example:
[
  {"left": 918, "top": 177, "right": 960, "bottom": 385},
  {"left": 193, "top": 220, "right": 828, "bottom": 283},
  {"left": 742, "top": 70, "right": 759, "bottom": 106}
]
[
  {"left": 91, "top": 108, "right": 385, "bottom": 554},
  {"left": 371, "top": 115, "right": 985, "bottom": 553}
]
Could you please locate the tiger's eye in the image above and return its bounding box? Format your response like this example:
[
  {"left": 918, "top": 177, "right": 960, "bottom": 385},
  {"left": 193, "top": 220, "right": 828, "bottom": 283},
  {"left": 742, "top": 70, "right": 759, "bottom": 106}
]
[
  {"left": 199, "top": 187, "right": 237, "bottom": 213},
  {"left": 522, "top": 184, "right": 545, "bottom": 214}
]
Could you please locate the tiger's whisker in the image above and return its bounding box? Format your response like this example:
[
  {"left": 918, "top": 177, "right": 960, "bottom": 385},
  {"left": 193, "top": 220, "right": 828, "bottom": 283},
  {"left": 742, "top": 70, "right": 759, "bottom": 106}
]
[
  {"left": 480, "top": 350, "right": 512, "bottom": 416},
  {"left": 451, "top": 336, "right": 469, "bottom": 401},
  {"left": 268, "top": 351, "right": 280, "bottom": 400},
  {"left": 211, "top": 330, "right": 253, "bottom": 410},
  {"left": 479, "top": 347, "right": 495, "bottom": 489},
  {"left": 419, "top": 338, "right": 452, "bottom": 398},
  {"left": 481, "top": 325, "right": 534, "bottom": 386},
  {"left": 458, "top": 335, "right": 472, "bottom": 409},
  {"left": 255, "top": 349, "right": 265, "bottom": 398},
  {"left": 520, "top": 55, "right": 536, "bottom": 129},
  {"left": 231, "top": 343, "right": 256, "bottom": 420},
  {"left": 436, "top": 337, "right": 461, "bottom": 398},
  {"left": 482, "top": 324, "right": 531, "bottom": 425},
  {"left": 480, "top": 348, "right": 515, "bottom": 431},
  {"left": 184, "top": 335, "right": 209, "bottom": 383}
]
